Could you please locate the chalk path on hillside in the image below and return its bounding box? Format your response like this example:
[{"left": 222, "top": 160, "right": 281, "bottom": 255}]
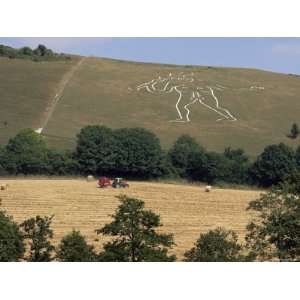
[{"left": 35, "top": 57, "right": 85, "bottom": 134}]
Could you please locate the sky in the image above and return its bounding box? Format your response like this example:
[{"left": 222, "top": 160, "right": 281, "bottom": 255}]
[{"left": 1, "top": 37, "right": 300, "bottom": 74}]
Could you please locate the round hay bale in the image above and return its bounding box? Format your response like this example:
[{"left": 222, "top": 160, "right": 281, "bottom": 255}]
[
  {"left": 205, "top": 185, "right": 212, "bottom": 192},
  {"left": 87, "top": 175, "right": 94, "bottom": 182}
]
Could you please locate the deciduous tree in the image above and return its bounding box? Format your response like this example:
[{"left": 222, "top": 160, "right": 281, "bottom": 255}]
[
  {"left": 20, "top": 215, "right": 55, "bottom": 262},
  {"left": 250, "top": 143, "right": 296, "bottom": 187},
  {"left": 97, "top": 195, "right": 176, "bottom": 262},
  {"left": 245, "top": 186, "right": 300, "bottom": 261},
  {"left": 0, "top": 207, "right": 24, "bottom": 262}
]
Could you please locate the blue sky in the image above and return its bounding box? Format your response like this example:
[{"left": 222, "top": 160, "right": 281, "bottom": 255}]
[{"left": 1, "top": 37, "right": 300, "bottom": 74}]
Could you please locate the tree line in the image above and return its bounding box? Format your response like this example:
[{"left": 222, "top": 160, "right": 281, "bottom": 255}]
[
  {"left": 1, "top": 181, "right": 300, "bottom": 262},
  {"left": 1, "top": 126, "right": 300, "bottom": 188},
  {"left": 0, "top": 44, "right": 71, "bottom": 61}
]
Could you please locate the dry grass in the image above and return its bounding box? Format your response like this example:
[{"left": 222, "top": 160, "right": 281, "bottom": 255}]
[{"left": 0, "top": 179, "right": 262, "bottom": 259}]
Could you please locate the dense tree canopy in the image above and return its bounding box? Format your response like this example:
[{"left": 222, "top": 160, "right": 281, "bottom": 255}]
[
  {"left": 76, "top": 125, "right": 118, "bottom": 175},
  {"left": 250, "top": 143, "right": 297, "bottom": 187},
  {"left": 4, "top": 129, "right": 48, "bottom": 175},
  {"left": 46, "top": 149, "right": 77, "bottom": 175},
  {"left": 114, "top": 127, "right": 163, "bottom": 178},
  {"left": 96, "top": 195, "right": 176, "bottom": 262},
  {"left": 168, "top": 134, "right": 206, "bottom": 178},
  {"left": 76, "top": 126, "right": 164, "bottom": 178},
  {"left": 0, "top": 126, "right": 298, "bottom": 189}
]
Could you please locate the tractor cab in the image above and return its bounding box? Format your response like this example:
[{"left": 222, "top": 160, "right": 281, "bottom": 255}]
[{"left": 112, "top": 177, "right": 129, "bottom": 188}]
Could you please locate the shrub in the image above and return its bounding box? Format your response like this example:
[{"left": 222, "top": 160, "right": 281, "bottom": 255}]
[
  {"left": 184, "top": 227, "right": 245, "bottom": 262},
  {"left": 57, "top": 230, "right": 96, "bottom": 262}
]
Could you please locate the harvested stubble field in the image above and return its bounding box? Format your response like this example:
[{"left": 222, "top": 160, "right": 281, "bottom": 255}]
[{"left": 0, "top": 179, "right": 262, "bottom": 258}]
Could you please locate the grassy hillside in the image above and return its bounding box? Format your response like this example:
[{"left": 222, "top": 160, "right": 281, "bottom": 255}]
[
  {"left": 0, "top": 56, "right": 78, "bottom": 144},
  {"left": 1, "top": 55, "right": 300, "bottom": 155}
]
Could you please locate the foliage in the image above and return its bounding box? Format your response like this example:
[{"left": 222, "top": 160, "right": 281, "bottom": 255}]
[
  {"left": 4, "top": 129, "right": 48, "bottom": 175},
  {"left": 223, "top": 147, "right": 251, "bottom": 184},
  {"left": 20, "top": 215, "right": 55, "bottom": 262},
  {"left": 288, "top": 123, "right": 300, "bottom": 139},
  {"left": 250, "top": 143, "right": 297, "bottom": 187},
  {"left": 245, "top": 186, "right": 300, "bottom": 261},
  {"left": 56, "top": 230, "right": 96, "bottom": 262},
  {"left": 295, "top": 145, "right": 300, "bottom": 168},
  {"left": 0, "top": 208, "right": 24, "bottom": 262},
  {"left": 168, "top": 138, "right": 250, "bottom": 184},
  {"left": 0, "top": 43, "right": 71, "bottom": 61},
  {"left": 114, "top": 127, "right": 163, "bottom": 178},
  {"left": 201, "top": 152, "right": 231, "bottom": 184},
  {"left": 76, "top": 126, "right": 164, "bottom": 178},
  {"left": 184, "top": 227, "right": 245, "bottom": 262},
  {"left": 168, "top": 134, "right": 206, "bottom": 178},
  {"left": 75, "top": 125, "right": 119, "bottom": 175},
  {"left": 96, "top": 195, "right": 176, "bottom": 262},
  {"left": 0, "top": 145, "right": 8, "bottom": 175},
  {"left": 46, "top": 149, "right": 78, "bottom": 175},
  {"left": 284, "top": 171, "right": 300, "bottom": 195}
]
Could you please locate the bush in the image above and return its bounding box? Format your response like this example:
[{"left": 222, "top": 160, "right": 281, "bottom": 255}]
[
  {"left": 184, "top": 227, "right": 245, "bottom": 262},
  {"left": 288, "top": 123, "right": 300, "bottom": 139},
  {"left": 56, "top": 230, "right": 96, "bottom": 262}
]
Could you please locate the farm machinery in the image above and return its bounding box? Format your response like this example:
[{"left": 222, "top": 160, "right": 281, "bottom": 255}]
[{"left": 98, "top": 177, "right": 129, "bottom": 188}]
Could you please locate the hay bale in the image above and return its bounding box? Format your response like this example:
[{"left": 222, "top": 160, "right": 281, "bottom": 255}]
[
  {"left": 205, "top": 185, "right": 212, "bottom": 192},
  {"left": 0, "top": 184, "right": 7, "bottom": 191},
  {"left": 87, "top": 175, "right": 94, "bottom": 182}
]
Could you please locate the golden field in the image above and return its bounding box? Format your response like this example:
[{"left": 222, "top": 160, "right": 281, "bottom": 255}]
[{"left": 0, "top": 179, "right": 262, "bottom": 258}]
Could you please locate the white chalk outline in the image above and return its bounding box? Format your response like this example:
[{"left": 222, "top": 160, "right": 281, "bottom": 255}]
[{"left": 136, "top": 73, "right": 239, "bottom": 123}]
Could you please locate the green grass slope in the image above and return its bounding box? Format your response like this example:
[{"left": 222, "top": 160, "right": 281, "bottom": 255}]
[
  {"left": 0, "top": 56, "right": 78, "bottom": 144},
  {"left": 1, "top": 55, "right": 300, "bottom": 155},
  {"left": 44, "top": 57, "right": 300, "bottom": 155}
]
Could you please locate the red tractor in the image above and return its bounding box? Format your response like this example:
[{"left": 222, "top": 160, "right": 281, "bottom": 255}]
[{"left": 98, "top": 177, "right": 111, "bottom": 188}]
